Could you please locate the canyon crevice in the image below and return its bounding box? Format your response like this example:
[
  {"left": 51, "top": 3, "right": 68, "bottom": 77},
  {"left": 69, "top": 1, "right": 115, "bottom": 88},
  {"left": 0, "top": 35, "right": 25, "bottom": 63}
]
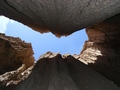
[
  {"left": 0, "top": 0, "right": 120, "bottom": 90},
  {"left": 1, "top": 15, "right": 120, "bottom": 89}
]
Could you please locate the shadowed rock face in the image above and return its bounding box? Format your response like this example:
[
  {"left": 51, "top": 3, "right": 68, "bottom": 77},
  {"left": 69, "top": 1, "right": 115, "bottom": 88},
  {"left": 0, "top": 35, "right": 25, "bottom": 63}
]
[
  {"left": 76, "top": 14, "right": 120, "bottom": 86},
  {"left": 0, "top": 52, "right": 119, "bottom": 90},
  {"left": 0, "top": 33, "right": 35, "bottom": 75},
  {"left": 0, "top": 0, "right": 120, "bottom": 36}
]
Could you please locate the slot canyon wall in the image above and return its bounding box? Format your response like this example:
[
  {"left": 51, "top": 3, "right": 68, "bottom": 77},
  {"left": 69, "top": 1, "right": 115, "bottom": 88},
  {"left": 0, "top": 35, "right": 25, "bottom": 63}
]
[
  {"left": 0, "top": 51, "right": 120, "bottom": 90},
  {"left": 0, "top": 34, "right": 35, "bottom": 75},
  {"left": 0, "top": 0, "right": 120, "bottom": 90},
  {"left": 0, "top": 16, "right": 120, "bottom": 89},
  {"left": 74, "top": 14, "right": 120, "bottom": 86}
]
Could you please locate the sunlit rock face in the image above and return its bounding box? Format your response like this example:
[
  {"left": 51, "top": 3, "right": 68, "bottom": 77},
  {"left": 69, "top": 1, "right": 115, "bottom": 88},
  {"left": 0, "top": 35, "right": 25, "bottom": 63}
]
[
  {"left": 0, "top": 33, "right": 35, "bottom": 75},
  {"left": 0, "top": 52, "right": 119, "bottom": 90},
  {"left": 0, "top": 0, "right": 120, "bottom": 36},
  {"left": 77, "top": 14, "right": 120, "bottom": 86}
]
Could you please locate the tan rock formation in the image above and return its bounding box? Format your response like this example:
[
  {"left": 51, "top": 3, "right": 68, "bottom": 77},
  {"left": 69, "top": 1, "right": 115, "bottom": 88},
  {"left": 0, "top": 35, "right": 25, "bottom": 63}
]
[
  {"left": 0, "top": 52, "right": 119, "bottom": 90},
  {"left": 77, "top": 15, "right": 120, "bottom": 86},
  {"left": 0, "top": 33, "right": 35, "bottom": 75}
]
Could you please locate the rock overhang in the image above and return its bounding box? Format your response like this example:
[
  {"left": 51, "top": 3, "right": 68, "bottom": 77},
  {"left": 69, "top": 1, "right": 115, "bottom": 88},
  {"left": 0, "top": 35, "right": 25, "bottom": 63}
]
[{"left": 0, "top": 0, "right": 120, "bottom": 36}]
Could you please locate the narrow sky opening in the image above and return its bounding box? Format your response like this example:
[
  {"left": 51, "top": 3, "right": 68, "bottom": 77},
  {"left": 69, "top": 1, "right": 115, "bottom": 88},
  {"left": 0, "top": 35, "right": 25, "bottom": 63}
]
[{"left": 0, "top": 16, "right": 88, "bottom": 60}]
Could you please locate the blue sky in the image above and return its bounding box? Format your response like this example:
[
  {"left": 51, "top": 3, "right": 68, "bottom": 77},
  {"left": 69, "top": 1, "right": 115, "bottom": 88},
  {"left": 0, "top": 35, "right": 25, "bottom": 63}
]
[{"left": 0, "top": 16, "right": 88, "bottom": 60}]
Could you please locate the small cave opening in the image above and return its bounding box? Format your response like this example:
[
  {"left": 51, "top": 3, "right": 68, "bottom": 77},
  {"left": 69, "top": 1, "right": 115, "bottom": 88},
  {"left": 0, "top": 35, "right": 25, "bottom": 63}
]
[{"left": 0, "top": 16, "right": 88, "bottom": 61}]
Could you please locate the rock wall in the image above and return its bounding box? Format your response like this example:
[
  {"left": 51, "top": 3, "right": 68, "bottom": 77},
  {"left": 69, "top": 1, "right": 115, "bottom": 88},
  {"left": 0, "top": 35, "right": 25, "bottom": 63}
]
[
  {"left": 77, "top": 15, "right": 120, "bottom": 86},
  {"left": 0, "top": 52, "right": 119, "bottom": 90},
  {"left": 0, "top": 33, "right": 35, "bottom": 75}
]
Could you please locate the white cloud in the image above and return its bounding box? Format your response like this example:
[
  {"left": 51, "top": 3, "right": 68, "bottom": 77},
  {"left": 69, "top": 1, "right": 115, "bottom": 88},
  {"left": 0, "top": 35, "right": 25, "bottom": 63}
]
[{"left": 0, "top": 16, "right": 15, "bottom": 33}]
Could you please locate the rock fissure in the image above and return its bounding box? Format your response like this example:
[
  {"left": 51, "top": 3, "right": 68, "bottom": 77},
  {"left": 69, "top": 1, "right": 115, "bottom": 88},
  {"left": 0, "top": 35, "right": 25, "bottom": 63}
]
[{"left": 4, "top": 0, "right": 32, "bottom": 22}]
